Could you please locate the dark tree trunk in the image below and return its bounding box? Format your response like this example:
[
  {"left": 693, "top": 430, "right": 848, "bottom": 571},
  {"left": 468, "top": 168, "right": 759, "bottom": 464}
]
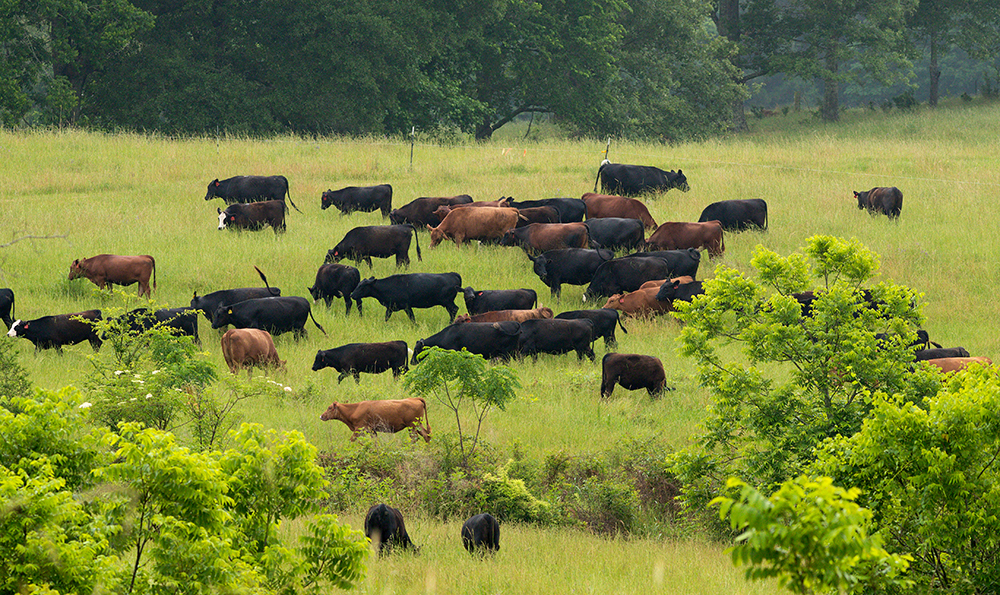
[
  {"left": 475, "top": 119, "right": 494, "bottom": 140},
  {"left": 821, "top": 53, "right": 840, "bottom": 122},
  {"left": 731, "top": 100, "right": 748, "bottom": 132},
  {"left": 928, "top": 33, "right": 941, "bottom": 107},
  {"left": 716, "top": 0, "right": 748, "bottom": 132}
]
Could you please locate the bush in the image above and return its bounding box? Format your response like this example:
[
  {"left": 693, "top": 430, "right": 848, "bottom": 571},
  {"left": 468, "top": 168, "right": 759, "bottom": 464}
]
[{"left": 478, "top": 463, "right": 552, "bottom": 524}]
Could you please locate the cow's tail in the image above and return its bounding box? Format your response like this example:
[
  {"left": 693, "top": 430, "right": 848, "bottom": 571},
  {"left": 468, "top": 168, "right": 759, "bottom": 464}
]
[
  {"left": 309, "top": 308, "right": 327, "bottom": 335},
  {"left": 763, "top": 202, "right": 768, "bottom": 231},
  {"left": 419, "top": 397, "right": 431, "bottom": 437},
  {"left": 409, "top": 224, "right": 422, "bottom": 262},
  {"left": 593, "top": 161, "right": 608, "bottom": 193},
  {"left": 254, "top": 266, "right": 280, "bottom": 296},
  {"left": 284, "top": 178, "right": 303, "bottom": 213},
  {"left": 617, "top": 313, "right": 628, "bottom": 334},
  {"left": 150, "top": 256, "right": 157, "bottom": 291}
]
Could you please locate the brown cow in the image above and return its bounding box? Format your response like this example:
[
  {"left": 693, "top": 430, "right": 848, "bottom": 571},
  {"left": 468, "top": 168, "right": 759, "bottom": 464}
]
[
  {"left": 499, "top": 222, "right": 592, "bottom": 255},
  {"left": 515, "top": 206, "right": 560, "bottom": 227},
  {"left": 854, "top": 187, "right": 902, "bottom": 219},
  {"left": 601, "top": 353, "right": 667, "bottom": 398},
  {"left": 320, "top": 397, "right": 431, "bottom": 442},
  {"left": 220, "top": 328, "right": 285, "bottom": 376},
  {"left": 581, "top": 193, "right": 657, "bottom": 230},
  {"left": 389, "top": 195, "right": 473, "bottom": 227},
  {"left": 646, "top": 221, "right": 724, "bottom": 258},
  {"left": 453, "top": 307, "right": 554, "bottom": 324},
  {"left": 427, "top": 207, "right": 522, "bottom": 247},
  {"left": 602, "top": 286, "right": 671, "bottom": 317},
  {"left": 638, "top": 276, "right": 694, "bottom": 291},
  {"left": 924, "top": 357, "right": 992, "bottom": 374},
  {"left": 69, "top": 254, "right": 156, "bottom": 298}
]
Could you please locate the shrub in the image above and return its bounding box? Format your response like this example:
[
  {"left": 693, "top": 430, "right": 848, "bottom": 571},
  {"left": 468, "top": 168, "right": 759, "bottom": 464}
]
[{"left": 478, "top": 463, "right": 552, "bottom": 524}]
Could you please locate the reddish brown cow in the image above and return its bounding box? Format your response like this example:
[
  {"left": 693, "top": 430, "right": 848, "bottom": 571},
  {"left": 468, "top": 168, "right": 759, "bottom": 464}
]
[
  {"left": 320, "top": 397, "right": 431, "bottom": 442},
  {"left": 601, "top": 353, "right": 667, "bottom": 398},
  {"left": 221, "top": 328, "right": 285, "bottom": 376},
  {"left": 453, "top": 307, "right": 554, "bottom": 324},
  {"left": 428, "top": 207, "right": 522, "bottom": 247},
  {"left": 581, "top": 193, "right": 657, "bottom": 230},
  {"left": 924, "top": 357, "right": 992, "bottom": 374},
  {"left": 638, "top": 276, "right": 694, "bottom": 291},
  {"left": 646, "top": 221, "right": 724, "bottom": 258},
  {"left": 69, "top": 254, "right": 156, "bottom": 298},
  {"left": 602, "top": 286, "right": 671, "bottom": 317},
  {"left": 499, "top": 222, "right": 592, "bottom": 255}
]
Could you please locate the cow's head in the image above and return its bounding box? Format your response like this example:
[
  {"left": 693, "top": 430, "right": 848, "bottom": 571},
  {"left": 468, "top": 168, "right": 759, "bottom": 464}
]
[
  {"left": 217, "top": 208, "right": 228, "bottom": 230},
  {"left": 323, "top": 249, "right": 340, "bottom": 264},
  {"left": 453, "top": 314, "right": 471, "bottom": 324},
  {"left": 320, "top": 402, "right": 341, "bottom": 421},
  {"left": 350, "top": 277, "right": 375, "bottom": 301},
  {"left": 672, "top": 169, "right": 690, "bottom": 192},
  {"left": 499, "top": 230, "right": 517, "bottom": 247},
  {"left": 411, "top": 341, "right": 425, "bottom": 365},
  {"left": 853, "top": 190, "right": 869, "bottom": 210},
  {"left": 211, "top": 306, "right": 232, "bottom": 329},
  {"left": 531, "top": 256, "right": 548, "bottom": 281},
  {"left": 205, "top": 179, "right": 220, "bottom": 200},
  {"left": 68, "top": 258, "right": 85, "bottom": 280},
  {"left": 6, "top": 320, "right": 21, "bottom": 337},
  {"left": 462, "top": 287, "right": 477, "bottom": 303},
  {"left": 312, "top": 350, "right": 327, "bottom": 371},
  {"left": 427, "top": 225, "right": 447, "bottom": 248},
  {"left": 320, "top": 190, "right": 336, "bottom": 210}
]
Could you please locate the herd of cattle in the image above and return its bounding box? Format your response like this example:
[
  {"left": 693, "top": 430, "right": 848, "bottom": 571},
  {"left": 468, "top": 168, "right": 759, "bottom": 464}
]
[{"left": 2, "top": 162, "right": 981, "bottom": 555}]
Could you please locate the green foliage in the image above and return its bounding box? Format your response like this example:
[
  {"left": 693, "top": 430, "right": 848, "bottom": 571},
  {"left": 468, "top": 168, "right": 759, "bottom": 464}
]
[
  {"left": 404, "top": 347, "right": 519, "bottom": 467},
  {"left": 814, "top": 364, "right": 1000, "bottom": 592},
  {"left": 478, "top": 462, "right": 552, "bottom": 523},
  {"left": 712, "top": 476, "right": 911, "bottom": 594},
  {"left": 672, "top": 236, "right": 929, "bottom": 504},
  {"left": 298, "top": 515, "right": 369, "bottom": 591},
  {"left": 0, "top": 337, "right": 32, "bottom": 405}
]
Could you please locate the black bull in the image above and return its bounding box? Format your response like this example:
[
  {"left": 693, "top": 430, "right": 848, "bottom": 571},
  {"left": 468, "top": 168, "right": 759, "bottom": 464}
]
[{"left": 205, "top": 175, "right": 301, "bottom": 212}]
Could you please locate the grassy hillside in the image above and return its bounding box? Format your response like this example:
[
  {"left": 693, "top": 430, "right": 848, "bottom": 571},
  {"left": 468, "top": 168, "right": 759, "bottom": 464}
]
[{"left": 3, "top": 99, "right": 999, "bottom": 593}]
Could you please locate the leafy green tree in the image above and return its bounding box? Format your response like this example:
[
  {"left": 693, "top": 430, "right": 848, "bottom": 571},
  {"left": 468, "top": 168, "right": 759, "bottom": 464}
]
[
  {"left": 815, "top": 365, "right": 1000, "bottom": 592},
  {"left": 670, "top": 236, "right": 933, "bottom": 511},
  {"left": 404, "top": 347, "right": 518, "bottom": 466},
  {"left": 713, "top": 475, "right": 911, "bottom": 594}
]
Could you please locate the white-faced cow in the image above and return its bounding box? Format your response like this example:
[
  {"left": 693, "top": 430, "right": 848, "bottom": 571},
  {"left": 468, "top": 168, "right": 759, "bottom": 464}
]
[
  {"left": 217, "top": 200, "right": 287, "bottom": 233},
  {"left": 321, "top": 397, "right": 431, "bottom": 443},
  {"left": 7, "top": 310, "right": 103, "bottom": 352},
  {"left": 69, "top": 254, "right": 156, "bottom": 298},
  {"left": 221, "top": 328, "right": 284, "bottom": 376}
]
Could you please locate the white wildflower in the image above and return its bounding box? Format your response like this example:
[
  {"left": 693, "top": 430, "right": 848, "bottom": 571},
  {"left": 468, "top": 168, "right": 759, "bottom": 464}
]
[
  {"left": 284, "top": 387, "right": 292, "bottom": 393},
  {"left": 115, "top": 370, "right": 124, "bottom": 376},
  {"left": 79, "top": 402, "right": 92, "bottom": 409},
  {"left": 146, "top": 394, "right": 153, "bottom": 399}
]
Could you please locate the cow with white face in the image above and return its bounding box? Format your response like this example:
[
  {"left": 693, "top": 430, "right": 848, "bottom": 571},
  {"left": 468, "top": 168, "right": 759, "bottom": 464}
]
[{"left": 216, "top": 200, "right": 287, "bottom": 233}]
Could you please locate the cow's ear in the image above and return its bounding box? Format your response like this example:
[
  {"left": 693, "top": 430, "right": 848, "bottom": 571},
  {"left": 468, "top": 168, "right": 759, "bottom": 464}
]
[
  {"left": 677, "top": 169, "right": 682, "bottom": 175},
  {"left": 214, "top": 180, "right": 220, "bottom": 186},
  {"left": 853, "top": 191, "right": 859, "bottom": 198},
  {"left": 217, "top": 208, "right": 222, "bottom": 214}
]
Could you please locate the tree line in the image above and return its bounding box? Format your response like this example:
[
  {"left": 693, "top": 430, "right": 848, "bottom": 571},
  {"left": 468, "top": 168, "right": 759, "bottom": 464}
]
[{"left": 2, "top": 0, "right": 998, "bottom": 138}]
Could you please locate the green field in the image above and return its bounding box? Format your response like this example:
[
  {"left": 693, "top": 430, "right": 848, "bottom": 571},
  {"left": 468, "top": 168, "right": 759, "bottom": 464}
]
[{"left": 3, "top": 99, "right": 1000, "bottom": 593}]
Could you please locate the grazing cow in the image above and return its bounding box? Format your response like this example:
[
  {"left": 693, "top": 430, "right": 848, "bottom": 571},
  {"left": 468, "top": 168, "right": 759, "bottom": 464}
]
[
  {"left": 584, "top": 218, "right": 645, "bottom": 253},
  {"left": 595, "top": 162, "right": 690, "bottom": 196},
  {"left": 351, "top": 272, "right": 462, "bottom": 322},
  {"left": 326, "top": 225, "right": 421, "bottom": 268},
  {"left": 585, "top": 250, "right": 700, "bottom": 300},
  {"left": 463, "top": 287, "right": 537, "bottom": 315},
  {"left": 364, "top": 504, "right": 416, "bottom": 555},
  {"left": 531, "top": 248, "right": 614, "bottom": 299},
  {"left": 221, "top": 328, "right": 284, "bottom": 376},
  {"left": 389, "top": 195, "right": 473, "bottom": 227},
  {"left": 445, "top": 198, "right": 511, "bottom": 209},
  {"left": 655, "top": 278, "right": 705, "bottom": 304},
  {"left": 854, "top": 187, "right": 903, "bottom": 219},
  {"left": 924, "top": 357, "right": 992, "bottom": 374},
  {"left": 312, "top": 341, "right": 409, "bottom": 383},
  {"left": 602, "top": 287, "right": 672, "bottom": 317},
  {"left": 321, "top": 184, "right": 392, "bottom": 218},
  {"left": 117, "top": 307, "right": 200, "bottom": 343},
  {"left": 514, "top": 206, "right": 560, "bottom": 227},
  {"left": 646, "top": 221, "right": 724, "bottom": 258},
  {"left": 600, "top": 353, "right": 667, "bottom": 398},
  {"left": 795, "top": 289, "right": 889, "bottom": 319},
  {"left": 555, "top": 309, "right": 627, "bottom": 348},
  {"left": 411, "top": 321, "right": 522, "bottom": 364},
  {"left": 462, "top": 513, "right": 500, "bottom": 554},
  {"left": 217, "top": 200, "right": 287, "bottom": 233},
  {"left": 7, "top": 310, "right": 102, "bottom": 352},
  {"left": 204, "top": 175, "right": 300, "bottom": 211},
  {"left": 211, "top": 296, "right": 326, "bottom": 337},
  {"left": 453, "top": 307, "right": 553, "bottom": 324},
  {"left": 581, "top": 193, "right": 657, "bottom": 230},
  {"left": 69, "top": 254, "right": 156, "bottom": 298},
  {"left": 0, "top": 288, "right": 14, "bottom": 330},
  {"left": 321, "top": 398, "right": 431, "bottom": 443},
  {"left": 428, "top": 207, "right": 522, "bottom": 247},
  {"left": 507, "top": 198, "right": 587, "bottom": 223},
  {"left": 308, "top": 263, "right": 361, "bottom": 315},
  {"left": 190, "top": 287, "right": 280, "bottom": 322},
  {"left": 698, "top": 199, "right": 767, "bottom": 232},
  {"left": 517, "top": 318, "right": 595, "bottom": 362},
  {"left": 500, "top": 222, "right": 591, "bottom": 255},
  {"left": 914, "top": 347, "right": 971, "bottom": 361}
]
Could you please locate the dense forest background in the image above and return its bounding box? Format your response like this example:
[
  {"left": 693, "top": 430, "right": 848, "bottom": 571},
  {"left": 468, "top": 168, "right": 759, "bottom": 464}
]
[{"left": 2, "top": 0, "right": 998, "bottom": 139}]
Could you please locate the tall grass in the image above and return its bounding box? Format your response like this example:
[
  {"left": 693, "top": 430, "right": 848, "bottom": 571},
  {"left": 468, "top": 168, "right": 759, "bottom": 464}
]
[{"left": 3, "top": 100, "right": 1000, "bottom": 593}]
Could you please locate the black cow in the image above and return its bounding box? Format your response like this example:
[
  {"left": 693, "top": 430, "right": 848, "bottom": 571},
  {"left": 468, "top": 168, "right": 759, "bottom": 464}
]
[
  {"left": 655, "top": 278, "right": 705, "bottom": 303},
  {"left": 586, "top": 250, "right": 700, "bottom": 300},
  {"left": 914, "top": 347, "right": 971, "bottom": 361},
  {"left": 364, "top": 504, "right": 416, "bottom": 555},
  {"left": 585, "top": 218, "right": 645, "bottom": 252},
  {"left": 191, "top": 287, "right": 281, "bottom": 322},
  {"left": 389, "top": 195, "right": 474, "bottom": 227},
  {"left": 411, "top": 321, "right": 522, "bottom": 364},
  {"left": 555, "top": 309, "right": 627, "bottom": 348},
  {"left": 312, "top": 341, "right": 408, "bottom": 383},
  {"left": 601, "top": 353, "right": 667, "bottom": 398},
  {"left": 351, "top": 272, "right": 462, "bottom": 323},
  {"left": 211, "top": 296, "right": 325, "bottom": 337},
  {"left": 321, "top": 184, "right": 392, "bottom": 218},
  {"left": 531, "top": 248, "right": 614, "bottom": 299},
  {"left": 217, "top": 200, "right": 287, "bottom": 233},
  {"left": 595, "top": 162, "right": 690, "bottom": 196},
  {"left": 462, "top": 513, "right": 500, "bottom": 554},
  {"left": 854, "top": 187, "right": 903, "bottom": 219},
  {"left": 0, "top": 288, "right": 14, "bottom": 330},
  {"left": 463, "top": 287, "right": 537, "bottom": 315},
  {"left": 507, "top": 198, "right": 586, "bottom": 223},
  {"left": 308, "top": 264, "right": 361, "bottom": 315},
  {"left": 7, "top": 310, "right": 103, "bottom": 352},
  {"left": 517, "top": 318, "right": 595, "bottom": 361},
  {"left": 698, "top": 199, "right": 767, "bottom": 232},
  {"left": 326, "top": 225, "right": 421, "bottom": 268},
  {"left": 204, "top": 175, "right": 301, "bottom": 212},
  {"left": 116, "top": 307, "right": 200, "bottom": 343}
]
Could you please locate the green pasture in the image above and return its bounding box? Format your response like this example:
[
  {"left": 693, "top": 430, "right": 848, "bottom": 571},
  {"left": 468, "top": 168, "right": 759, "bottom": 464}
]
[{"left": 2, "top": 99, "right": 1000, "bottom": 593}]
